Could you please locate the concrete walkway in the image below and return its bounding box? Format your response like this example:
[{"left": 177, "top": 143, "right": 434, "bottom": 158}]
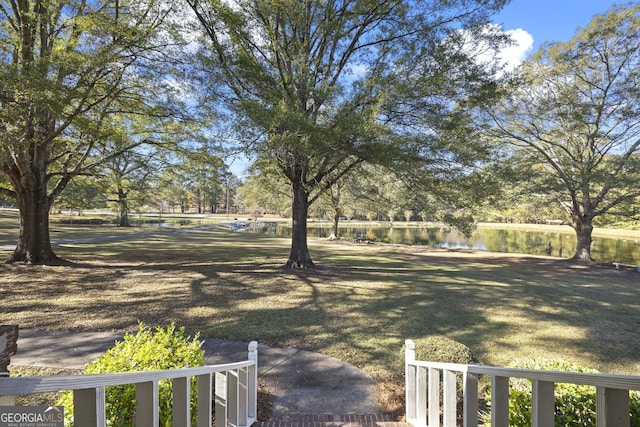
[{"left": 11, "top": 330, "right": 381, "bottom": 417}]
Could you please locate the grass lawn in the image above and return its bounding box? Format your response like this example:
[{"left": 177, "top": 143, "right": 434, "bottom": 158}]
[{"left": 1, "top": 210, "right": 639, "bottom": 404}]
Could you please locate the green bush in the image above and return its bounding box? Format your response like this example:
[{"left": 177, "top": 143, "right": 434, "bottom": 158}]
[
  {"left": 57, "top": 323, "right": 204, "bottom": 426},
  {"left": 408, "top": 335, "right": 479, "bottom": 365},
  {"left": 483, "top": 358, "right": 640, "bottom": 427}
]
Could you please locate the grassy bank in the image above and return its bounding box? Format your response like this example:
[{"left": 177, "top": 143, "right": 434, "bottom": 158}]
[
  {"left": 476, "top": 221, "right": 640, "bottom": 240},
  {"left": 1, "top": 209, "right": 638, "bottom": 384}
]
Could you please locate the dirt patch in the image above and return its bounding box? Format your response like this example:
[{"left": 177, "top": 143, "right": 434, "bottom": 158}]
[{"left": 376, "top": 378, "right": 405, "bottom": 419}]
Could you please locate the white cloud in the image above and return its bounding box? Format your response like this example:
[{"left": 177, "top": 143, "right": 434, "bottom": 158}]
[
  {"left": 348, "top": 63, "right": 369, "bottom": 78},
  {"left": 500, "top": 28, "right": 534, "bottom": 72},
  {"left": 456, "top": 24, "right": 534, "bottom": 76}
]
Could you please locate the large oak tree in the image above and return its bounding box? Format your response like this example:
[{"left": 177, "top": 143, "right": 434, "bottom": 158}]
[
  {"left": 0, "top": 0, "right": 186, "bottom": 263},
  {"left": 485, "top": 4, "right": 640, "bottom": 262},
  {"left": 187, "top": 0, "right": 508, "bottom": 268}
]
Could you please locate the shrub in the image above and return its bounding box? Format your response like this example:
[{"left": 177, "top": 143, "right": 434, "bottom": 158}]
[
  {"left": 57, "top": 323, "right": 204, "bottom": 426},
  {"left": 408, "top": 335, "right": 479, "bottom": 365},
  {"left": 483, "top": 358, "right": 640, "bottom": 427}
]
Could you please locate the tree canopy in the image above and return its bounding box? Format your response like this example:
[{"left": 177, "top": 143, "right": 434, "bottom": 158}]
[
  {"left": 484, "top": 3, "right": 640, "bottom": 262},
  {"left": 188, "top": 0, "right": 509, "bottom": 268},
  {"left": 0, "top": 0, "right": 189, "bottom": 263}
]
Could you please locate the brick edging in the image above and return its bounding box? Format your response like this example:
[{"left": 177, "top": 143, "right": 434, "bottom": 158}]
[{"left": 254, "top": 414, "right": 409, "bottom": 427}]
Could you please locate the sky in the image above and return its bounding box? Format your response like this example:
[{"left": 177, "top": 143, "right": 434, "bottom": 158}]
[{"left": 494, "top": 1, "right": 619, "bottom": 67}]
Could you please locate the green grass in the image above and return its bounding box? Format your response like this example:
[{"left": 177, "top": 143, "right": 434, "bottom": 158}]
[
  {"left": 0, "top": 210, "right": 234, "bottom": 246},
  {"left": 1, "top": 209, "right": 639, "bottom": 387}
]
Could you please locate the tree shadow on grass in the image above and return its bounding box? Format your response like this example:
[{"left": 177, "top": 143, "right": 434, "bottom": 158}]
[{"left": 2, "top": 230, "right": 639, "bottom": 377}]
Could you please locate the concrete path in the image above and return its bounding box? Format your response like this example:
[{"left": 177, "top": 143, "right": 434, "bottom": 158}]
[{"left": 11, "top": 330, "right": 381, "bottom": 416}]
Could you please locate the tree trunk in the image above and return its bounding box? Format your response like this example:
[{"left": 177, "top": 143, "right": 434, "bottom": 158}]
[
  {"left": 328, "top": 209, "right": 340, "bottom": 240},
  {"left": 327, "top": 185, "right": 340, "bottom": 240},
  {"left": 571, "top": 215, "right": 594, "bottom": 262},
  {"left": 9, "top": 183, "right": 60, "bottom": 264},
  {"left": 285, "top": 180, "right": 314, "bottom": 269},
  {"left": 117, "top": 188, "right": 130, "bottom": 227}
]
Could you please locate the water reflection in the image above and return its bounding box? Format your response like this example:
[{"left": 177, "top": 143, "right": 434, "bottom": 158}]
[{"left": 253, "top": 224, "right": 640, "bottom": 265}]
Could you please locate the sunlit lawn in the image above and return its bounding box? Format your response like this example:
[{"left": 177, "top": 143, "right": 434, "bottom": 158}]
[{"left": 1, "top": 209, "right": 639, "bottom": 386}]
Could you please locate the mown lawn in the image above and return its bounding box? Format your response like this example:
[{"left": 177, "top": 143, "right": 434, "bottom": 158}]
[{"left": 1, "top": 210, "right": 639, "bottom": 388}]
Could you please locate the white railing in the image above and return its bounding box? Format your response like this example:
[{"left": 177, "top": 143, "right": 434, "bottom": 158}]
[
  {"left": 0, "top": 341, "right": 258, "bottom": 427},
  {"left": 405, "top": 339, "right": 640, "bottom": 427}
]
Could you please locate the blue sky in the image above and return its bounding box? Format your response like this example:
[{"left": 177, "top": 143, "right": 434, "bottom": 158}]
[{"left": 495, "top": 1, "right": 617, "bottom": 61}]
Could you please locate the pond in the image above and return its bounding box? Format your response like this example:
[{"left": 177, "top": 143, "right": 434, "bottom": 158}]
[{"left": 252, "top": 223, "right": 640, "bottom": 265}]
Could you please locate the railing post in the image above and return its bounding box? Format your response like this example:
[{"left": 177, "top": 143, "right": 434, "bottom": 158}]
[
  {"left": 228, "top": 369, "right": 239, "bottom": 427},
  {"left": 215, "top": 372, "right": 228, "bottom": 427},
  {"left": 416, "top": 366, "right": 427, "bottom": 427},
  {"left": 596, "top": 387, "right": 630, "bottom": 427},
  {"left": 491, "top": 376, "right": 510, "bottom": 427},
  {"left": 73, "top": 387, "right": 106, "bottom": 427},
  {"left": 405, "top": 339, "right": 417, "bottom": 423},
  {"left": 198, "top": 373, "right": 213, "bottom": 427},
  {"left": 238, "top": 366, "right": 248, "bottom": 426},
  {"left": 135, "top": 381, "right": 159, "bottom": 427},
  {"left": 248, "top": 341, "right": 258, "bottom": 422},
  {"left": 463, "top": 372, "right": 479, "bottom": 427},
  {"left": 532, "top": 380, "right": 554, "bottom": 427},
  {"left": 443, "top": 370, "right": 457, "bottom": 427},
  {"left": 428, "top": 367, "right": 440, "bottom": 427},
  {"left": 173, "top": 376, "right": 191, "bottom": 427}
]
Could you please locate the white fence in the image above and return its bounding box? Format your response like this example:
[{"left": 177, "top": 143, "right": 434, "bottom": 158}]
[
  {"left": 405, "top": 339, "right": 640, "bottom": 427},
  {"left": 0, "top": 341, "right": 258, "bottom": 427}
]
